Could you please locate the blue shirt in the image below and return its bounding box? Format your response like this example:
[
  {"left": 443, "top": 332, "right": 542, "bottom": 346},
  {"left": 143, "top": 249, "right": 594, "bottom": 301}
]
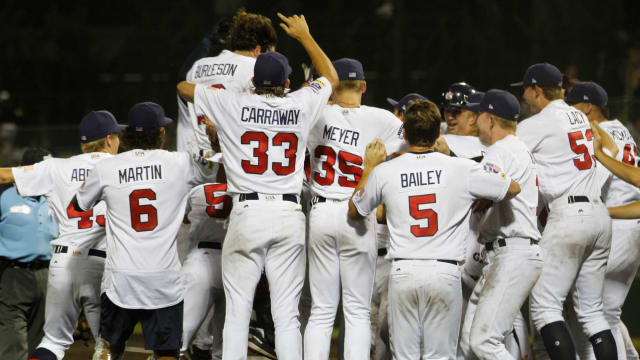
[{"left": 0, "top": 184, "right": 58, "bottom": 262}]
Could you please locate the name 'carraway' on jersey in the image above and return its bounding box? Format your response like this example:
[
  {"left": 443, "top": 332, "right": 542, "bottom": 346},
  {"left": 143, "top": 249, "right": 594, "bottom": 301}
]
[
  {"left": 240, "top": 107, "right": 300, "bottom": 125},
  {"left": 118, "top": 165, "right": 163, "bottom": 184}
]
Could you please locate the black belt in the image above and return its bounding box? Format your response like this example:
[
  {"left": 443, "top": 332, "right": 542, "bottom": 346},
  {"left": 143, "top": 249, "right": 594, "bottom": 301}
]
[
  {"left": 54, "top": 245, "right": 106, "bottom": 258},
  {"left": 198, "top": 242, "right": 222, "bottom": 250},
  {"left": 394, "top": 258, "right": 459, "bottom": 266},
  {"left": 485, "top": 238, "right": 539, "bottom": 252},
  {"left": 239, "top": 193, "right": 298, "bottom": 204},
  {"left": 0, "top": 258, "right": 49, "bottom": 269},
  {"left": 311, "top": 195, "right": 327, "bottom": 205},
  {"left": 567, "top": 195, "right": 589, "bottom": 204},
  {"left": 378, "top": 248, "right": 387, "bottom": 257}
]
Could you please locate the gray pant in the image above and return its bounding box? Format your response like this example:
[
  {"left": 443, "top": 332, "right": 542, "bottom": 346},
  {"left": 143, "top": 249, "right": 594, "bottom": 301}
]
[{"left": 0, "top": 264, "right": 48, "bottom": 359}]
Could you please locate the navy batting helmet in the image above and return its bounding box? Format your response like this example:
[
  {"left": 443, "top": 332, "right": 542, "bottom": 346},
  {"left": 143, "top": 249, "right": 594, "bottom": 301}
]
[{"left": 441, "top": 82, "right": 477, "bottom": 110}]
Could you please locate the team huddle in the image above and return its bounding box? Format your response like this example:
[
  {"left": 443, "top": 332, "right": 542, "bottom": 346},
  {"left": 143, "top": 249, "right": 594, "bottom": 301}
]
[{"left": 1, "top": 8, "right": 640, "bottom": 360}]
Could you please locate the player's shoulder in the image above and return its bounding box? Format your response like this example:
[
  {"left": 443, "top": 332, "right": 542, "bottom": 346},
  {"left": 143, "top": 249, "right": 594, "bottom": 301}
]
[{"left": 599, "top": 119, "right": 624, "bottom": 131}]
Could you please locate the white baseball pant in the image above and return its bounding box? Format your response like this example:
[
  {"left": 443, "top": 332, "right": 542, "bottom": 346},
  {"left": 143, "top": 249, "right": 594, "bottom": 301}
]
[
  {"left": 388, "top": 259, "right": 462, "bottom": 360},
  {"left": 461, "top": 238, "right": 543, "bottom": 360},
  {"left": 304, "top": 199, "right": 377, "bottom": 360},
  {"left": 222, "top": 196, "right": 306, "bottom": 360},
  {"left": 568, "top": 220, "right": 640, "bottom": 360},
  {"left": 37, "top": 247, "right": 104, "bottom": 359},
  {"left": 371, "top": 252, "right": 392, "bottom": 360},
  {"left": 530, "top": 199, "right": 612, "bottom": 338},
  {"left": 180, "top": 246, "right": 224, "bottom": 358}
]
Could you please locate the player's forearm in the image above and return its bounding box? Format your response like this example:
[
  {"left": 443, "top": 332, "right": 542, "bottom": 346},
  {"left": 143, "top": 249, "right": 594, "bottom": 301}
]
[
  {"left": 0, "top": 168, "right": 14, "bottom": 184},
  {"left": 298, "top": 33, "right": 338, "bottom": 89},
  {"left": 608, "top": 201, "right": 640, "bottom": 219},
  {"left": 595, "top": 148, "right": 640, "bottom": 188},
  {"left": 505, "top": 180, "right": 521, "bottom": 199},
  {"left": 348, "top": 166, "right": 375, "bottom": 220},
  {"left": 177, "top": 81, "right": 196, "bottom": 103}
]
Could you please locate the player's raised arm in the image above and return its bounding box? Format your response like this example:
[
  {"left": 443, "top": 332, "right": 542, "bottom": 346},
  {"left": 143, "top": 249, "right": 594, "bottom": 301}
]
[
  {"left": 177, "top": 81, "right": 196, "bottom": 103},
  {"left": 277, "top": 13, "right": 338, "bottom": 89},
  {"left": 348, "top": 139, "right": 386, "bottom": 220},
  {"left": 608, "top": 201, "right": 640, "bottom": 219},
  {"left": 593, "top": 121, "right": 640, "bottom": 188}
]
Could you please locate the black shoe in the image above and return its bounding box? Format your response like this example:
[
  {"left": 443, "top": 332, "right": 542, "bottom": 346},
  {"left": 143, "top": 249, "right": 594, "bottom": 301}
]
[
  {"left": 248, "top": 324, "right": 277, "bottom": 359},
  {"left": 186, "top": 345, "right": 211, "bottom": 360}
]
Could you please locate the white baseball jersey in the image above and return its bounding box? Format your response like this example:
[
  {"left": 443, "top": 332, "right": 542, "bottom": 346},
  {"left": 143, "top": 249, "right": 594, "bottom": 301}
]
[
  {"left": 517, "top": 100, "right": 602, "bottom": 205},
  {"left": 598, "top": 119, "right": 640, "bottom": 207},
  {"left": 478, "top": 135, "right": 541, "bottom": 242},
  {"left": 443, "top": 134, "right": 487, "bottom": 159},
  {"left": 352, "top": 151, "right": 511, "bottom": 261},
  {"left": 76, "top": 149, "right": 212, "bottom": 309},
  {"left": 307, "top": 104, "right": 404, "bottom": 200},
  {"left": 177, "top": 50, "right": 256, "bottom": 154},
  {"left": 12, "top": 152, "right": 111, "bottom": 251},
  {"left": 193, "top": 77, "right": 333, "bottom": 195},
  {"left": 185, "top": 183, "right": 231, "bottom": 249}
]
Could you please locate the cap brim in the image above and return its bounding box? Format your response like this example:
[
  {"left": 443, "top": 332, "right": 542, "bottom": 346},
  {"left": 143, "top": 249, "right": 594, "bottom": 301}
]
[
  {"left": 464, "top": 102, "right": 484, "bottom": 113},
  {"left": 510, "top": 81, "right": 524, "bottom": 87},
  {"left": 160, "top": 117, "right": 173, "bottom": 127},
  {"left": 386, "top": 97, "right": 399, "bottom": 107}
]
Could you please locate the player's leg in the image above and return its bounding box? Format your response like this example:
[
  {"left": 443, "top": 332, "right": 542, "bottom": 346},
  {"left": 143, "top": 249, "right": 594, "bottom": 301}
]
[
  {"left": 304, "top": 203, "right": 341, "bottom": 360},
  {"left": 421, "top": 261, "right": 463, "bottom": 359},
  {"left": 138, "top": 301, "right": 183, "bottom": 360},
  {"left": 339, "top": 210, "right": 377, "bottom": 360},
  {"left": 459, "top": 271, "right": 482, "bottom": 360},
  {"left": 469, "top": 243, "right": 543, "bottom": 360},
  {"left": 80, "top": 257, "right": 106, "bottom": 342},
  {"left": 373, "top": 255, "right": 392, "bottom": 360},
  {"left": 530, "top": 207, "right": 590, "bottom": 360},
  {"left": 387, "top": 261, "right": 421, "bottom": 359},
  {"left": 572, "top": 208, "right": 617, "bottom": 360},
  {"left": 264, "top": 204, "right": 306, "bottom": 360},
  {"left": 221, "top": 203, "right": 269, "bottom": 360},
  {"left": 94, "top": 293, "right": 138, "bottom": 360},
  {"left": 209, "top": 288, "right": 225, "bottom": 360},
  {"left": 509, "top": 311, "right": 531, "bottom": 360},
  {"left": 34, "top": 260, "right": 85, "bottom": 359},
  {"left": 180, "top": 249, "right": 216, "bottom": 357},
  {"left": 618, "top": 320, "right": 639, "bottom": 360},
  {"left": 27, "top": 267, "right": 48, "bottom": 355}
]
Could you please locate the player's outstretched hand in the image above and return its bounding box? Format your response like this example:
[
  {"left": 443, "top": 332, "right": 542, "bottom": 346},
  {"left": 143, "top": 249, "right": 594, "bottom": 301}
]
[
  {"left": 277, "top": 13, "right": 311, "bottom": 41},
  {"left": 364, "top": 139, "right": 386, "bottom": 169}
]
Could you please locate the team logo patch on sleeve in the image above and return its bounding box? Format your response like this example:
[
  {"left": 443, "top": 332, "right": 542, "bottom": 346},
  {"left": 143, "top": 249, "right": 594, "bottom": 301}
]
[
  {"left": 308, "top": 82, "right": 322, "bottom": 94},
  {"left": 356, "top": 187, "right": 365, "bottom": 199},
  {"left": 483, "top": 162, "right": 502, "bottom": 174}
]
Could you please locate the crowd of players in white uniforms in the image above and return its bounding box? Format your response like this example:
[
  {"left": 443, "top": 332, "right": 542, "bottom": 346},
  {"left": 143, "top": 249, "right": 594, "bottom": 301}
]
[{"left": 1, "top": 8, "right": 640, "bottom": 360}]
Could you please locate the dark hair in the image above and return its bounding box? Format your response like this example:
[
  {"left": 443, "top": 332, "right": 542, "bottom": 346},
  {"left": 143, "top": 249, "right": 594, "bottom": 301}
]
[
  {"left": 121, "top": 128, "right": 165, "bottom": 150},
  {"left": 403, "top": 100, "right": 442, "bottom": 147},
  {"left": 254, "top": 86, "right": 287, "bottom": 97},
  {"left": 227, "top": 9, "right": 277, "bottom": 52},
  {"left": 21, "top": 147, "right": 51, "bottom": 166}
]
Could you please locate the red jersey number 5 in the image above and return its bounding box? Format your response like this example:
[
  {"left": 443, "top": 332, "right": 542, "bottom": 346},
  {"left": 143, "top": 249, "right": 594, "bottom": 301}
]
[{"left": 408, "top": 194, "right": 438, "bottom": 237}]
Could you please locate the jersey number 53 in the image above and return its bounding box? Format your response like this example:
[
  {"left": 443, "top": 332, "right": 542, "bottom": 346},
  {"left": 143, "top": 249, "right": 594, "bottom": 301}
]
[{"left": 568, "top": 129, "right": 595, "bottom": 170}]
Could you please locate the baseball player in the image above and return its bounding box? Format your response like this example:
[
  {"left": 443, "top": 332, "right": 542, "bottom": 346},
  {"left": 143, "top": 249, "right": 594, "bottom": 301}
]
[
  {"left": 386, "top": 93, "right": 426, "bottom": 121},
  {"left": 457, "top": 89, "right": 543, "bottom": 360},
  {"left": 0, "top": 111, "right": 122, "bottom": 360},
  {"left": 440, "top": 83, "right": 486, "bottom": 159},
  {"left": 177, "top": 12, "right": 338, "bottom": 360},
  {"left": 74, "top": 102, "right": 213, "bottom": 360},
  {"left": 177, "top": 9, "right": 278, "bottom": 155},
  {"left": 304, "top": 57, "right": 403, "bottom": 360},
  {"left": 180, "top": 179, "right": 231, "bottom": 360},
  {"left": 565, "top": 82, "right": 640, "bottom": 360},
  {"left": 348, "top": 99, "right": 521, "bottom": 359},
  {"left": 514, "top": 63, "right": 617, "bottom": 360}
]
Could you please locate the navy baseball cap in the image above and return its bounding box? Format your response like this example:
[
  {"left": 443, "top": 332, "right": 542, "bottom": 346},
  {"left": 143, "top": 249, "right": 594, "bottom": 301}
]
[
  {"left": 510, "top": 63, "right": 563, "bottom": 88},
  {"left": 253, "top": 51, "right": 292, "bottom": 87},
  {"left": 333, "top": 58, "right": 365, "bottom": 81},
  {"left": 461, "top": 91, "right": 485, "bottom": 110},
  {"left": 387, "top": 93, "right": 427, "bottom": 112},
  {"left": 127, "top": 102, "right": 173, "bottom": 132},
  {"left": 79, "top": 110, "right": 125, "bottom": 143},
  {"left": 565, "top": 81, "right": 608, "bottom": 108},
  {"left": 466, "top": 89, "right": 520, "bottom": 121}
]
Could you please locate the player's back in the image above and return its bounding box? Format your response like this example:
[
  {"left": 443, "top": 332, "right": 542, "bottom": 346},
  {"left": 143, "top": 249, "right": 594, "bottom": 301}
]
[
  {"left": 517, "top": 100, "right": 601, "bottom": 205},
  {"left": 194, "top": 77, "right": 332, "bottom": 195},
  {"left": 186, "top": 183, "right": 231, "bottom": 251},
  {"left": 307, "top": 104, "right": 403, "bottom": 200},
  {"left": 598, "top": 119, "right": 640, "bottom": 207},
  {"left": 177, "top": 50, "right": 256, "bottom": 153},
  {"left": 373, "top": 152, "right": 508, "bottom": 261},
  {"left": 13, "top": 152, "right": 111, "bottom": 250}
]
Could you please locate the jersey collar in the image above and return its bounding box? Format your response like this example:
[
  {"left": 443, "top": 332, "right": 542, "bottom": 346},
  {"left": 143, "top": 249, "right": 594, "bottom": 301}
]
[{"left": 409, "top": 150, "right": 435, "bottom": 154}]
